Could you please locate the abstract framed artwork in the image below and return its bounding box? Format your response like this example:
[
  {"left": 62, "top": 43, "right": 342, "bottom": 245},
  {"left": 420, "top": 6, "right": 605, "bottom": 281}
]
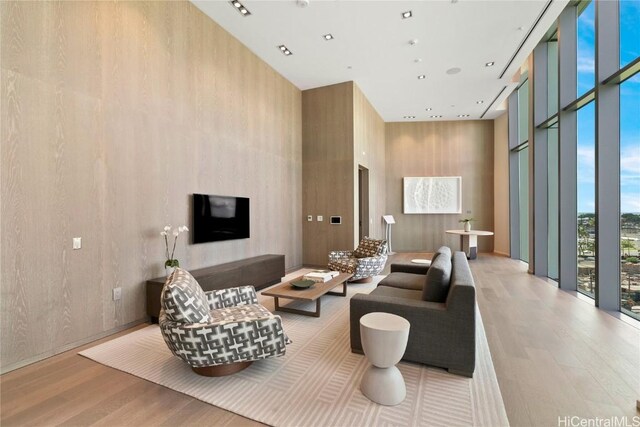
[{"left": 403, "top": 176, "right": 462, "bottom": 214}]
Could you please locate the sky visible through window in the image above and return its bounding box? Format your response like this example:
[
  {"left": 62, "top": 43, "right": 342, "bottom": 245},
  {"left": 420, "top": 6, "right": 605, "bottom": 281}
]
[
  {"left": 576, "top": 1, "right": 640, "bottom": 214},
  {"left": 620, "top": 0, "right": 640, "bottom": 68}
]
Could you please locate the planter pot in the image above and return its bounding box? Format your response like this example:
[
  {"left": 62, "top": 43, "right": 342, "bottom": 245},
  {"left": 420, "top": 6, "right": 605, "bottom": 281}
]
[{"left": 464, "top": 222, "right": 471, "bottom": 232}]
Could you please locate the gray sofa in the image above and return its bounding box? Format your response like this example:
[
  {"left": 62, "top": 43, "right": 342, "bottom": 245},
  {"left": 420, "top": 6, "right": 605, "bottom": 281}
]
[{"left": 350, "top": 248, "right": 476, "bottom": 377}]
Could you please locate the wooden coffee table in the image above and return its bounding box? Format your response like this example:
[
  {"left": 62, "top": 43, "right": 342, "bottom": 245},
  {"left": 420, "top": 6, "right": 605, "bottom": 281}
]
[{"left": 262, "top": 272, "right": 353, "bottom": 317}]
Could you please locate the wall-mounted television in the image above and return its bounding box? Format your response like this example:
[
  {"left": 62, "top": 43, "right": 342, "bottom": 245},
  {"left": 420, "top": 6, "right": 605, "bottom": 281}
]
[{"left": 192, "top": 194, "right": 250, "bottom": 244}]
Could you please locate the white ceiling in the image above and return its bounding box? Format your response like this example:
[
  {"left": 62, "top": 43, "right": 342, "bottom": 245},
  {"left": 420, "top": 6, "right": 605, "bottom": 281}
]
[{"left": 192, "top": 0, "right": 567, "bottom": 122}]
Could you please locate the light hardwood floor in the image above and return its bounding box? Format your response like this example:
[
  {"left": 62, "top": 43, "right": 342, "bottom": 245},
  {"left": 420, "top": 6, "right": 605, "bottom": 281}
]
[{"left": 1, "top": 253, "right": 638, "bottom": 426}]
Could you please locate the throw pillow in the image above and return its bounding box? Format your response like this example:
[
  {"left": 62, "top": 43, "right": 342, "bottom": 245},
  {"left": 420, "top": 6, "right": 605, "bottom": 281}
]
[
  {"left": 422, "top": 252, "right": 452, "bottom": 302},
  {"left": 353, "top": 237, "right": 387, "bottom": 258},
  {"left": 161, "top": 268, "right": 211, "bottom": 323}
]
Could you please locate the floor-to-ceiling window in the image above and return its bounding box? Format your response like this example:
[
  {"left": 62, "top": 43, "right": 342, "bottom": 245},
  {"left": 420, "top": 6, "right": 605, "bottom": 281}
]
[
  {"left": 577, "top": 1, "right": 595, "bottom": 97},
  {"left": 575, "top": 1, "right": 597, "bottom": 298},
  {"left": 547, "top": 32, "right": 560, "bottom": 280},
  {"left": 619, "top": 0, "right": 640, "bottom": 68},
  {"left": 619, "top": 74, "right": 640, "bottom": 319},
  {"left": 517, "top": 79, "right": 530, "bottom": 263},
  {"left": 577, "top": 101, "right": 596, "bottom": 297},
  {"left": 509, "top": 0, "right": 639, "bottom": 321},
  {"left": 518, "top": 147, "right": 529, "bottom": 263},
  {"left": 548, "top": 126, "right": 559, "bottom": 280}
]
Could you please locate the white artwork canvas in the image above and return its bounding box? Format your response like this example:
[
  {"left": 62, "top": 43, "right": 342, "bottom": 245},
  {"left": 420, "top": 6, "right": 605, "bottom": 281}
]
[{"left": 403, "top": 176, "right": 462, "bottom": 214}]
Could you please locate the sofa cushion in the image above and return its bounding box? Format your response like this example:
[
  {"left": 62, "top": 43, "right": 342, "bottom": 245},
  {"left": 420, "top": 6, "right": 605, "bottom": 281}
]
[
  {"left": 353, "top": 237, "right": 386, "bottom": 258},
  {"left": 371, "top": 285, "right": 424, "bottom": 301},
  {"left": 369, "top": 286, "right": 422, "bottom": 301},
  {"left": 161, "top": 268, "right": 211, "bottom": 323},
  {"left": 421, "top": 253, "right": 452, "bottom": 302},
  {"left": 378, "top": 272, "right": 425, "bottom": 291}
]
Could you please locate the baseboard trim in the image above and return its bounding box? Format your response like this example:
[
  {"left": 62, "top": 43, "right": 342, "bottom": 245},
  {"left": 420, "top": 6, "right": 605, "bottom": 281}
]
[
  {"left": 493, "top": 250, "right": 510, "bottom": 257},
  {"left": 0, "top": 318, "right": 147, "bottom": 374}
]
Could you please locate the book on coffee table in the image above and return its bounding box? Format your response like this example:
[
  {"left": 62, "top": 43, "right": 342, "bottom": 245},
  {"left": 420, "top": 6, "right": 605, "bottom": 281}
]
[{"left": 303, "top": 270, "right": 340, "bottom": 283}]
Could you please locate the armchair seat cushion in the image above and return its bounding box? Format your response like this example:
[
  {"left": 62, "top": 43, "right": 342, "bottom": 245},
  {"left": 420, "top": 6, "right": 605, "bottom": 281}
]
[
  {"left": 378, "top": 272, "right": 424, "bottom": 291},
  {"left": 328, "top": 258, "right": 358, "bottom": 274},
  {"left": 210, "top": 304, "right": 274, "bottom": 324}
]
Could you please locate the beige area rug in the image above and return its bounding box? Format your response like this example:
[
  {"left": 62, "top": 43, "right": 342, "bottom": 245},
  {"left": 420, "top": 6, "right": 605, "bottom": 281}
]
[{"left": 80, "top": 273, "right": 509, "bottom": 427}]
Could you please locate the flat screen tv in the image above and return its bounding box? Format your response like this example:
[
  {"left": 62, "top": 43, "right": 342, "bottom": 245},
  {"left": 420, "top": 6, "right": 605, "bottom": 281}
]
[{"left": 192, "top": 194, "right": 250, "bottom": 243}]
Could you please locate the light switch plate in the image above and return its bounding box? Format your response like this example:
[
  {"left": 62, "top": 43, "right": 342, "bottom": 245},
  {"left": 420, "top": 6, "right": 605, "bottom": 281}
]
[
  {"left": 112, "top": 287, "right": 122, "bottom": 301},
  {"left": 317, "top": 215, "right": 323, "bottom": 222},
  {"left": 73, "top": 237, "right": 82, "bottom": 250}
]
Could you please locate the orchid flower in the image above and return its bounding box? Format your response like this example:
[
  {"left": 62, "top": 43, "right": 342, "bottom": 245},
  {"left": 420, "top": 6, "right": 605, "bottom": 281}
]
[{"left": 162, "top": 224, "right": 189, "bottom": 268}]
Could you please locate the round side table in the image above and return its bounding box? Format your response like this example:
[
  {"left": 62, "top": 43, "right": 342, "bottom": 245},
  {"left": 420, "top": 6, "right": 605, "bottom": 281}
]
[{"left": 359, "top": 312, "right": 410, "bottom": 406}]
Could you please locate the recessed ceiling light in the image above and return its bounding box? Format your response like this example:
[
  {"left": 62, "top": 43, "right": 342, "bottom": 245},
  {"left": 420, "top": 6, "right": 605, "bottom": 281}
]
[
  {"left": 414, "top": 58, "right": 422, "bottom": 63},
  {"left": 418, "top": 75, "right": 426, "bottom": 80},
  {"left": 426, "top": 108, "right": 432, "bottom": 111},
  {"left": 430, "top": 115, "right": 442, "bottom": 118},
  {"left": 446, "top": 67, "right": 461, "bottom": 75},
  {"left": 476, "top": 100, "right": 484, "bottom": 104},
  {"left": 485, "top": 61, "right": 495, "bottom": 67},
  {"left": 229, "top": 0, "right": 251, "bottom": 16},
  {"left": 403, "top": 115, "right": 416, "bottom": 119},
  {"left": 323, "top": 34, "right": 334, "bottom": 40},
  {"left": 278, "top": 45, "right": 292, "bottom": 56},
  {"left": 457, "top": 114, "right": 470, "bottom": 118},
  {"left": 402, "top": 11, "right": 412, "bottom": 19},
  {"left": 347, "top": 65, "right": 352, "bottom": 69},
  {"left": 409, "top": 39, "right": 419, "bottom": 46}
]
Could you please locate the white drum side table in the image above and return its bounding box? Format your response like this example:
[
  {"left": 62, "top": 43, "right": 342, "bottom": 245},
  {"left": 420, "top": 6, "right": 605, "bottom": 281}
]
[{"left": 359, "top": 312, "right": 410, "bottom": 406}]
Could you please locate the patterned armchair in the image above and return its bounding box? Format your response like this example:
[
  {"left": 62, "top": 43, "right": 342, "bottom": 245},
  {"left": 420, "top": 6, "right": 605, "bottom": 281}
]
[
  {"left": 328, "top": 237, "right": 388, "bottom": 282},
  {"left": 159, "top": 268, "right": 291, "bottom": 376}
]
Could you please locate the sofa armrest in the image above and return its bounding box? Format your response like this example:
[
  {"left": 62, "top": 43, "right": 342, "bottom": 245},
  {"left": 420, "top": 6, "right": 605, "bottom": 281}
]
[
  {"left": 206, "top": 286, "right": 258, "bottom": 309},
  {"left": 390, "top": 263, "right": 430, "bottom": 275},
  {"left": 349, "top": 292, "right": 475, "bottom": 376}
]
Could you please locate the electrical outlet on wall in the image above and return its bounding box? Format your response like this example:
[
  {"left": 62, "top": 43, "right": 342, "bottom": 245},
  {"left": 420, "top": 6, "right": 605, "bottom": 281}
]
[
  {"left": 73, "top": 237, "right": 82, "bottom": 250},
  {"left": 112, "top": 287, "right": 122, "bottom": 301},
  {"left": 307, "top": 215, "right": 313, "bottom": 221},
  {"left": 317, "top": 216, "right": 323, "bottom": 222}
]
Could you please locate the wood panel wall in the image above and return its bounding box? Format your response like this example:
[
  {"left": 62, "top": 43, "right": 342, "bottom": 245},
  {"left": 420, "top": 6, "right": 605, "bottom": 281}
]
[
  {"left": 493, "top": 112, "right": 510, "bottom": 256},
  {"left": 385, "top": 121, "right": 495, "bottom": 253},
  {"left": 353, "top": 84, "right": 386, "bottom": 243},
  {"left": 301, "top": 82, "right": 386, "bottom": 266},
  {"left": 0, "top": 1, "right": 302, "bottom": 372},
  {"left": 301, "top": 82, "right": 354, "bottom": 266}
]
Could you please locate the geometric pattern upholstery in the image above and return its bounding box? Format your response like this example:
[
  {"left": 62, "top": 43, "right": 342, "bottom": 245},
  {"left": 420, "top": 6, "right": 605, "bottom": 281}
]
[
  {"left": 327, "top": 257, "right": 358, "bottom": 274},
  {"left": 161, "top": 268, "right": 211, "bottom": 323},
  {"left": 159, "top": 275, "right": 291, "bottom": 368},
  {"left": 159, "top": 310, "right": 290, "bottom": 367},
  {"left": 328, "top": 245, "right": 388, "bottom": 281},
  {"left": 209, "top": 304, "right": 274, "bottom": 324},
  {"left": 353, "top": 237, "right": 387, "bottom": 258},
  {"left": 206, "top": 286, "right": 259, "bottom": 310}
]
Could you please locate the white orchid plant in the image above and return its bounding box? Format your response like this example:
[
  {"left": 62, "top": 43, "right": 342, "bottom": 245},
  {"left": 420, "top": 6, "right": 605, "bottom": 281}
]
[{"left": 161, "top": 225, "right": 189, "bottom": 268}]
